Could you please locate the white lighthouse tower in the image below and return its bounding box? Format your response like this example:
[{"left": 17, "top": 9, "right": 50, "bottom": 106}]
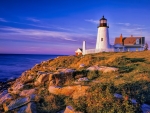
[{"left": 96, "top": 16, "right": 110, "bottom": 52}]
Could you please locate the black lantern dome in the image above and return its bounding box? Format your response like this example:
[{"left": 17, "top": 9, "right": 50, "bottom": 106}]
[{"left": 98, "top": 16, "right": 108, "bottom": 27}]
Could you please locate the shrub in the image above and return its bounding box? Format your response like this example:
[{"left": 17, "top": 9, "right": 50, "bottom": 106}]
[
  {"left": 37, "top": 94, "right": 65, "bottom": 113},
  {"left": 87, "top": 71, "right": 100, "bottom": 80},
  {"left": 66, "top": 83, "right": 141, "bottom": 113}
]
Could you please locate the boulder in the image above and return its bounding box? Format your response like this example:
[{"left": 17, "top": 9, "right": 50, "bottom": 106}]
[
  {"left": 3, "top": 94, "right": 36, "bottom": 112},
  {"left": 64, "top": 106, "right": 83, "bottom": 113},
  {"left": 20, "top": 89, "right": 36, "bottom": 97},
  {"left": 78, "top": 77, "right": 89, "bottom": 82},
  {"left": 114, "top": 93, "right": 123, "bottom": 99},
  {"left": 0, "top": 90, "right": 7, "bottom": 98},
  {"left": 34, "top": 74, "right": 49, "bottom": 86},
  {"left": 35, "top": 68, "right": 74, "bottom": 86},
  {"left": 86, "top": 65, "right": 99, "bottom": 71},
  {"left": 130, "top": 99, "right": 137, "bottom": 104},
  {"left": 48, "top": 85, "right": 89, "bottom": 99},
  {"left": 141, "top": 104, "right": 150, "bottom": 113},
  {"left": 17, "top": 102, "right": 37, "bottom": 113},
  {"left": 64, "top": 106, "right": 74, "bottom": 113},
  {"left": 37, "top": 71, "right": 47, "bottom": 75},
  {"left": 0, "top": 90, "right": 12, "bottom": 104},
  {"left": 57, "top": 68, "right": 75, "bottom": 74},
  {"left": 49, "top": 70, "right": 74, "bottom": 86},
  {"left": 8, "top": 82, "right": 24, "bottom": 94},
  {"left": 49, "top": 74, "right": 53, "bottom": 81},
  {"left": 27, "top": 75, "right": 34, "bottom": 81},
  {"left": 99, "top": 66, "right": 118, "bottom": 73},
  {"left": 79, "top": 64, "right": 85, "bottom": 68},
  {"left": 87, "top": 66, "right": 118, "bottom": 73},
  {"left": 0, "top": 81, "right": 13, "bottom": 92},
  {"left": 72, "top": 86, "right": 89, "bottom": 99}
]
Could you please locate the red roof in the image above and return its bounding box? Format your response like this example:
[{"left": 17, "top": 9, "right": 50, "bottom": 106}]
[{"left": 114, "top": 36, "right": 143, "bottom": 45}]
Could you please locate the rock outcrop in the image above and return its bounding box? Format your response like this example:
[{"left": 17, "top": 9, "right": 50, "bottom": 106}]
[
  {"left": 34, "top": 72, "right": 50, "bottom": 86},
  {"left": 3, "top": 94, "right": 36, "bottom": 112},
  {"left": 48, "top": 85, "right": 89, "bottom": 99},
  {"left": 8, "top": 82, "right": 24, "bottom": 94},
  {"left": 17, "top": 102, "right": 37, "bottom": 113},
  {"left": 141, "top": 104, "right": 150, "bottom": 113},
  {"left": 0, "top": 90, "right": 12, "bottom": 104},
  {"left": 19, "top": 89, "right": 36, "bottom": 97},
  {"left": 87, "top": 65, "right": 118, "bottom": 73},
  {"left": 64, "top": 106, "right": 83, "bottom": 113}
]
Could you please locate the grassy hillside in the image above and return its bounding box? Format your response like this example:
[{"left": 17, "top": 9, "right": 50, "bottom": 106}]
[{"left": 34, "top": 51, "right": 150, "bottom": 112}]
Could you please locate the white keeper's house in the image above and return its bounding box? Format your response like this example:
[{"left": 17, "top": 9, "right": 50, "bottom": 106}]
[{"left": 75, "top": 16, "right": 145, "bottom": 56}]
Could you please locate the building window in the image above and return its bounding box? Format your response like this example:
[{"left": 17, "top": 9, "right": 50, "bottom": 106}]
[
  {"left": 101, "top": 38, "right": 103, "bottom": 41},
  {"left": 136, "top": 39, "right": 139, "bottom": 44}
]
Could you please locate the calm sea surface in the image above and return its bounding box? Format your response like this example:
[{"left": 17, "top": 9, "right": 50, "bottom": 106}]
[{"left": 0, "top": 54, "right": 61, "bottom": 82}]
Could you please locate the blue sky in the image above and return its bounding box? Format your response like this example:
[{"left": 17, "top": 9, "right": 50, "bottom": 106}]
[{"left": 0, "top": 0, "right": 150, "bottom": 55}]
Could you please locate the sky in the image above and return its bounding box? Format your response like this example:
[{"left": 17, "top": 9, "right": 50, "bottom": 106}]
[{"left": 0, "top": 0, "right": 150, "bottom": 55}]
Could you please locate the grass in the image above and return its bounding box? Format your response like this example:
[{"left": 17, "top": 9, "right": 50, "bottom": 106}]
[
  {"left": 40, "top": 51, "right": 150, "bottom": 112},
  {"left": 7, "top": 50, "right": 150, "bottom": 112}
]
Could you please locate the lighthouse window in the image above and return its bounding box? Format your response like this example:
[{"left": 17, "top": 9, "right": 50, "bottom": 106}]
[{"left": 101, "top": 38, "right": 103, "bottom": 41}]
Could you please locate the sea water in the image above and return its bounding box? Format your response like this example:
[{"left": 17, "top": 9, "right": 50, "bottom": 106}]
[{"left": 0, "top": 54, "right": 61, "bottom": 82}]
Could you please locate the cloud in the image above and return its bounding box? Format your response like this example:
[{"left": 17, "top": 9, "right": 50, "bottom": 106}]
[
  {"left": 120, "top": 27, "right": 148, "bottom": 37},
  {"left": 54, "top": 26, "right": 73, "bottom": 31},
  {"left": 117, "top": 23, "right": 131, "bottom": 26},
  {"left": 25, "top": 46, "right": 41, "bottom": 52},
  {"left": 12, "top": 21, "right": 73, "bottom": 32},
  {"left": 0, "top": 18, "right": 8, "bottom": 22},
  {"left": 0, "top": 26, "right": 88, "bottom": 42},
  {"left": 133, "top": 24, "right": 144, "bottom": 27},
  {"left": 116, "top": 23, "right": 145, "bottom": 27},
  {"left": 136, "top": 27, "right": 146, "bottom": 30},
  {"left": 85, "top": 19, "right": 99, "bottom": 24},
  {"left": 26, "top": 18, "right": 40, "bottom": 22},
  {"left": 78, "top": 27, "right": 86, "bottom": 31}
]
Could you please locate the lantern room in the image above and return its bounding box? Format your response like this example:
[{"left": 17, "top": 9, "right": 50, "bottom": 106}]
[{"left": 98, "top": 16, "right": 108, "bottom": 27}]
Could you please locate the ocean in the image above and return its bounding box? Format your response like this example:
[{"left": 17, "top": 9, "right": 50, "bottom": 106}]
[{"left": 0, "top": 54, "right": 61, "bottom": 82}]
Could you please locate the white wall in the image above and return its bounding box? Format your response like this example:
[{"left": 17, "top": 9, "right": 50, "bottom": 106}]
[{"left": 114, "top": 47, "right": 144, "bottom": 52}]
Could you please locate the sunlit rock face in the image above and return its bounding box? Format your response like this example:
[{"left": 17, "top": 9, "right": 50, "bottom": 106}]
[
  {"left": 48, "top": 85, "right": 89, "bottom": 99},
  {"left": 8, "top": 81, "right": 24, "bottom": 94},
  {"left": 19, "top": 89, "right": 36, "bottom": 97},
  {"left": 87, "top": 65, "right": 118, "bottom": 73},
  {"left": 64, "top": 106, "right": 83, "bottom": 113}
]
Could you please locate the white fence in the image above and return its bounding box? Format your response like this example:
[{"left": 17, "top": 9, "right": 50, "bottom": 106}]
[{"left": 85, "top": 48, "right": 114, "bottom": 55}]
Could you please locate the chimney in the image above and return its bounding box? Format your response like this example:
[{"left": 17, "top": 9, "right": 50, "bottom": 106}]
[{"left": 120, "top": 34, "right": 123, "bottom": 45}]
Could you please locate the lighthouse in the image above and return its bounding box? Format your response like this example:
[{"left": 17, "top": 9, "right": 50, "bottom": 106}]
[{"left": 96, "top": 16, "right": 110, "bottom": 51}]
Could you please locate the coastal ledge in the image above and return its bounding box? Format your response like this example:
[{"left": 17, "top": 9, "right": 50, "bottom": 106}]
[{"left": 1, "top": 51, "right": 150, "bottom": 112}]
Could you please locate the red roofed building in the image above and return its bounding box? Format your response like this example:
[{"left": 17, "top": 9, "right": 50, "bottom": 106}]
[
  {"left": 75, "top": 48, "right": 82, "bottom": 56},
  {"left": 114, "top": 34, "right": 145, "bottom": 52}
]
